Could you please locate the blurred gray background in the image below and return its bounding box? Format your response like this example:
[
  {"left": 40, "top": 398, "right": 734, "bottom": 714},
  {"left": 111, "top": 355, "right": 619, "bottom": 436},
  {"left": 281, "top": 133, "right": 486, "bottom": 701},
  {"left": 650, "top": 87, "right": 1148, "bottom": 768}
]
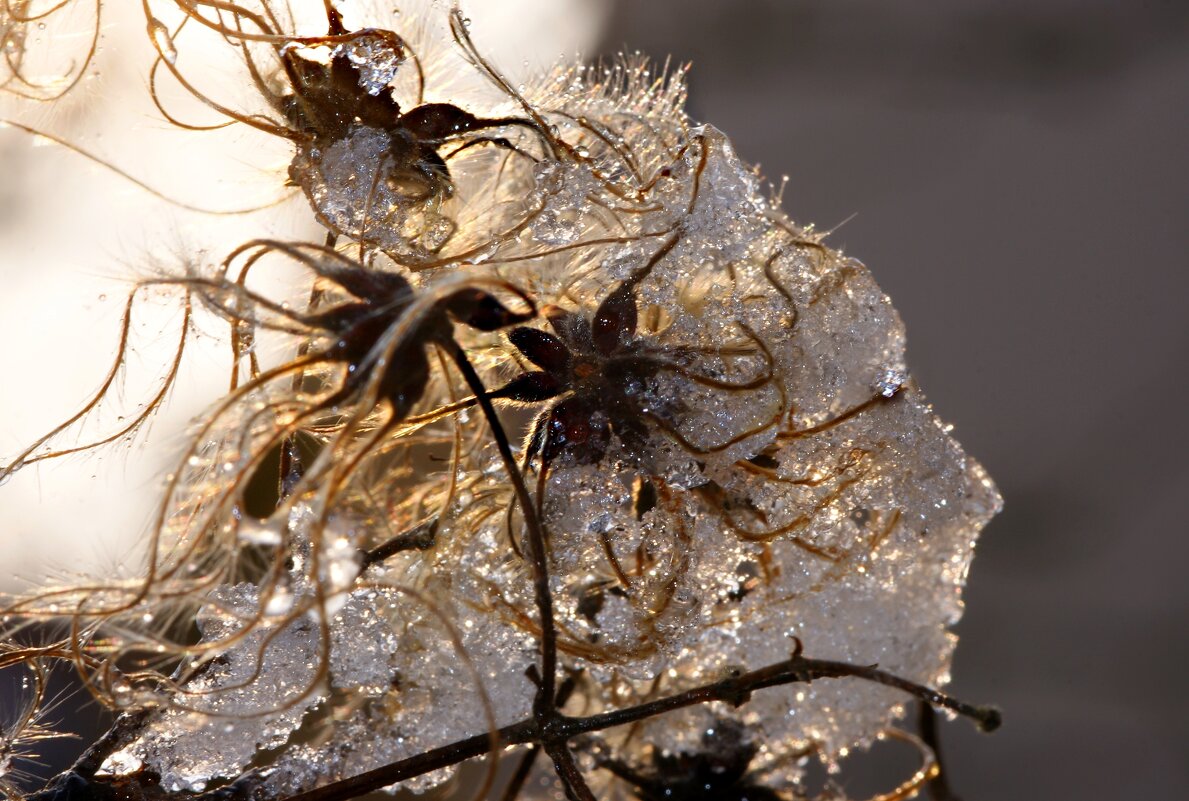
[{"left": 597, "top": 0, "right": 1188, "bottom": 798}]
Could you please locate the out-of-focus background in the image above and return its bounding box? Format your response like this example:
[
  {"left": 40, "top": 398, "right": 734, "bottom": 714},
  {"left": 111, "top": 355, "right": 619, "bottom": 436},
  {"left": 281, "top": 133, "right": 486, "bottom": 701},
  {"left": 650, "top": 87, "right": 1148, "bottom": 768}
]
[
  {"left": 2, "top": 1, "right": 1187, "bottom": 799},
  {"left": 599, "top": 1, "right": 1188, "bottom": 798}
]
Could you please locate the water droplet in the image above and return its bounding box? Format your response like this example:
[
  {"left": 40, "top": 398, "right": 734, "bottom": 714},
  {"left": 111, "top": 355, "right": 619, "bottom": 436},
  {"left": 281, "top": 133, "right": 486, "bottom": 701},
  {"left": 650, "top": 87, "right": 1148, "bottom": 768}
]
[
  {"left": 148, "top": 19, "right": 178, "bottom": 65},
  {"left": 238, "top": 519, "right": 282, "bottom": 547},
  {"left": 264, "top": 588, "right": 294, "bottom": 616},
  {"left": 420, "top": 214, "right": 454, "bottom": 251}
]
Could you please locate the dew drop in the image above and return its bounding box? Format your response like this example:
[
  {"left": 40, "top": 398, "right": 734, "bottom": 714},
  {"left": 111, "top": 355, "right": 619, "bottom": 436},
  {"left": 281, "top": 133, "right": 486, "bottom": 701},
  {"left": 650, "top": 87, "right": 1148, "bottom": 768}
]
[{"left": 148, "top": 18, "right": 178, "bottom": 65}]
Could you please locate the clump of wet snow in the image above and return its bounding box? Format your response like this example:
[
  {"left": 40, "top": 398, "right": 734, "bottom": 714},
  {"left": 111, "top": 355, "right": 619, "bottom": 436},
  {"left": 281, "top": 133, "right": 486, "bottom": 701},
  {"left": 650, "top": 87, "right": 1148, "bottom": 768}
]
[{"left": 83, "top": 14, "right": 998, "bottom": 800}]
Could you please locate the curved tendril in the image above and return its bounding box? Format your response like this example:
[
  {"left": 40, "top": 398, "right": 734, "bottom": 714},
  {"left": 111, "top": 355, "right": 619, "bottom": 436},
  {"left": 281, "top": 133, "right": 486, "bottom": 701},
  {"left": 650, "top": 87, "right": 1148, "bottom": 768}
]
[
  {"left": 0, "top": 287, "right": 190, "bottom": 477},
  {"left": 779, "top": 389, "right": 899, "bottom": 441},
  {"left": 8, "top": 0, "right": 74, "bottom": 23},
  {"left": 142, "top": 0, "right": 293, "bottom": 138},
  {"left": 0, "top": 353, "right": 330, "bottom": 629},
  {"left": 864, "top": 729, "right": 940, "bottom": 801},
  {"left": 0, "top": 120, "right": 292, "bottom": 213},
  {"left": 2, "top": 0, "right": 101, "bottom": 101},
  {"left": 447, "top": 8, "right": 558, "bottom": 161},
  {"left": 165, "top": 0, "right": 279, "bottom": 43},
  {"left": 147, "top": 15, "right": 237, "bottom": 131},
  {"left": 642, "top": 382, "right": 785, "bottom": 456},
  {"left": 442, "top": 339, "right": 560, "bottom": 719},
  {"left": 722, "top": 471, "right": 866, "bottom": 548},
  {"left": 640, "top": 321, "right": 777, "bottom": 392}
]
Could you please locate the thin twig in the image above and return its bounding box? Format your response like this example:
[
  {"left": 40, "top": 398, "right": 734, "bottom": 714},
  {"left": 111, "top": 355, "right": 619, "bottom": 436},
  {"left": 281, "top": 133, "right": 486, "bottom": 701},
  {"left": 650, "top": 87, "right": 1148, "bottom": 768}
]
[
  {"left": 443, "top": 341, "right": 560, "bottom": 718},
  {"left": 67, "top": 710, "right": 150, "bottom": 779},
  {"left": 278, "top": 645, "right": 999, "bottom": 801},
  {"left": 919, "top": 701, "right": 962, "bottom": 801},
  {"left": 546, "top": 742, "right": 597, "bottom": 801},
  {"left": 497, "top": 746, "right": 541, "bottom": 801},
  {"left": 361, "top": 517, "right": 438, "bottom": 568}
]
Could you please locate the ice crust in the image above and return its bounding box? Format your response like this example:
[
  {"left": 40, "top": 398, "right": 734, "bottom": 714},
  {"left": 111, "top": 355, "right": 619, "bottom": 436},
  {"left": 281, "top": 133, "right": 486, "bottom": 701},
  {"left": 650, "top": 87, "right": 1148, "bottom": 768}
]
[
  {"left": 99, "top": 41, "right": 999, "bottom": 801},
  {"left": 104, "top": 584, "right": 322, "bottom": 793}
]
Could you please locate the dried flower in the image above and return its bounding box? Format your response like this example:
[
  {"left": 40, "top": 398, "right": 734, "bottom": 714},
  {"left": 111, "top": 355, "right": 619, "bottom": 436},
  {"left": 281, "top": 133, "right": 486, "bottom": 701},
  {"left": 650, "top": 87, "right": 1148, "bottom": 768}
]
[{"left": 0, "top": 2, "right": 1000, "bottom": 800}]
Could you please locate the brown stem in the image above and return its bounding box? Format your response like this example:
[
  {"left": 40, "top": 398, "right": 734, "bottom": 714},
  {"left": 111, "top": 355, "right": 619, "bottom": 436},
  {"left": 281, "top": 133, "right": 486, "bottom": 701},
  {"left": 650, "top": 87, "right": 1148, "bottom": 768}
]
[
  {"left": 497, "top": 746, "right": 541, "bottom": 801},
  {"left": 280, "top": 721, "right": 536, "bottom": 801},
  {"left": 546, "top": 742, "right": 597, "bottom": 801},
  {"left": 361, "top": 517, "right": 438, "bottom": 568},
  {"left": 919, "top": 701, "right": 962, "bottom": 801},
  {"left": 278, "top": 648, "right": 998, "bottom": 801},
  {"left": 498, "top": 671, "right": 579, "bottom": 801},
  {"left": 66, "top": 710, "right": 150, "bottom": 779},
  {"left": 443, "top": 340, "right": 559, "bottom": 718}
]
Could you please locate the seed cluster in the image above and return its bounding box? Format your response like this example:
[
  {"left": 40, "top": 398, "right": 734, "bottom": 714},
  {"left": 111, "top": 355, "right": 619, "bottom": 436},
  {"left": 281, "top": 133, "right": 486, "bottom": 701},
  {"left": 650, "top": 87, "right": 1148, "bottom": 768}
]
[{"left": 0, "top": 3, "right": 999, "bottom": 800}]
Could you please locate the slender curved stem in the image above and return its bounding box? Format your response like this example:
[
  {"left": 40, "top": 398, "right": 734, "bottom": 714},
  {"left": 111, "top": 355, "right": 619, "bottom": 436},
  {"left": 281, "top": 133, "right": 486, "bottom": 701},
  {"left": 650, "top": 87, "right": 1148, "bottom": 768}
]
[
  {"left": 442, "top": 340, "right": 559, "bottom": 718},
  {"left": 278, "top": 647, "right": 999, "bottom": 801}
]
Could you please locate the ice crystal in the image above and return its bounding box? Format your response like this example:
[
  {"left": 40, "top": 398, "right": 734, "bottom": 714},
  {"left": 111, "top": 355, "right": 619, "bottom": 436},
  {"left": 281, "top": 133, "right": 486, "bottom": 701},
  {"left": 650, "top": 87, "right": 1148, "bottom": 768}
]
[
  {"left": 335, "top": 34, "right": 405, "bottom": 96},
  {"left": 102, "top": 584, "right": 322, "bottom": 792}
]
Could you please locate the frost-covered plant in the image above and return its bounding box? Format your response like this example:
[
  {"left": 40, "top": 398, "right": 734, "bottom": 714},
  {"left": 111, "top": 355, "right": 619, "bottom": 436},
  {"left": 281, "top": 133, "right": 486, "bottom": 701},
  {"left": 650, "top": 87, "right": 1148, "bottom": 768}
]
[{"left": 0, "top": 2, "right": 1001, "bottom": 800}]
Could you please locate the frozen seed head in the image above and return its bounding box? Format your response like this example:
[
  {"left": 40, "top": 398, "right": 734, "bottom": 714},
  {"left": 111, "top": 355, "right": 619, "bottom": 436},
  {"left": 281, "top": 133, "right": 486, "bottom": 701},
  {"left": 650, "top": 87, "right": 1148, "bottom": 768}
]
[
  {"left": 140, "top": 0, "right": 554, "bottom": 262},
  {"left": 1, "top": 2, "right": 1000, "bottom": 799}
]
